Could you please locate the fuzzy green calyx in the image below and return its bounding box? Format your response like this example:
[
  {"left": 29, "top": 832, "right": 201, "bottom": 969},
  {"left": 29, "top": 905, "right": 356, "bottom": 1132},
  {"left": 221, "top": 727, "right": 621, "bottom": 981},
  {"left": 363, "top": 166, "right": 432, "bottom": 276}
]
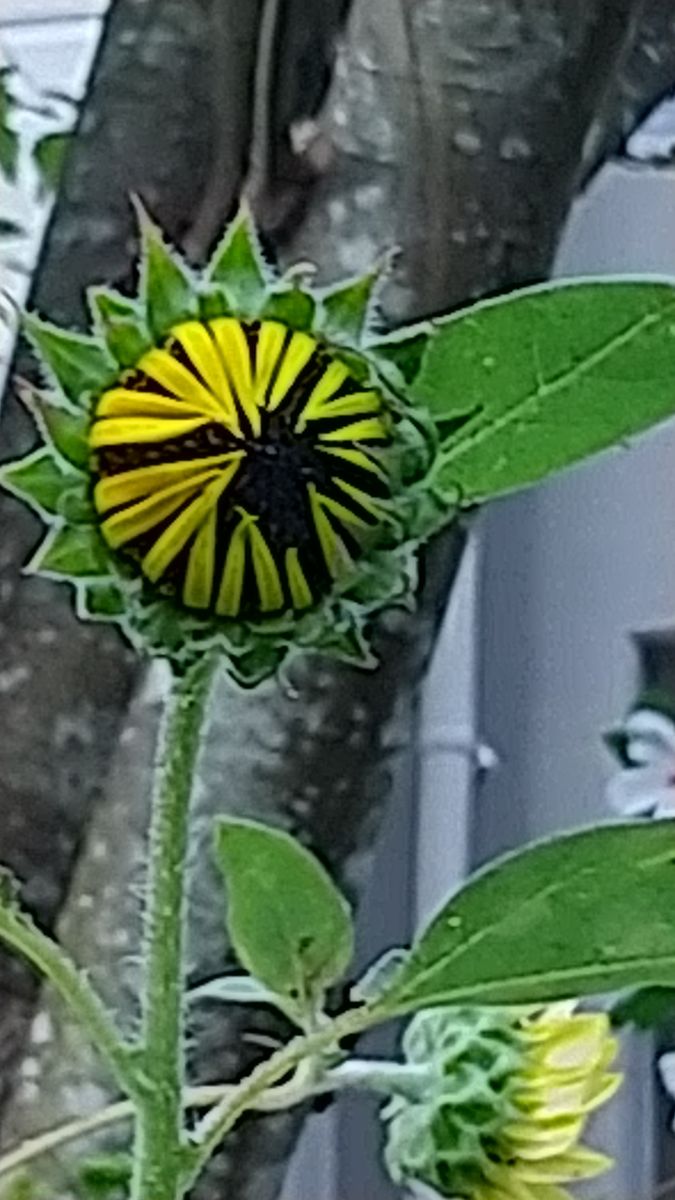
[
  {"left": 383, "top": 1003, "right": 620, "bottom": 1200},
  {"left": 383, "top": 1007, "right": 523, "bottom": 1196},
  {"left": 0, "top": 204, "right": 445, "bottom": 684}
]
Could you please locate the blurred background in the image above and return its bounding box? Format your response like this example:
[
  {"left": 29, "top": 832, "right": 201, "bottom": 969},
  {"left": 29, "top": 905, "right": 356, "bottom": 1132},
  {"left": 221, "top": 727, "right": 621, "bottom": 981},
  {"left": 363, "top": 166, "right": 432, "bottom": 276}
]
[{"left": 3, "top": 3, "right": 675, "bottom": 1198}]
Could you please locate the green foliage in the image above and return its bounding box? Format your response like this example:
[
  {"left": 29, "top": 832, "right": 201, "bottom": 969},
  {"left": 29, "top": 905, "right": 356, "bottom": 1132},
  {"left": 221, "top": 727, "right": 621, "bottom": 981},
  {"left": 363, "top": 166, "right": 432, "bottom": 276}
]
[
  {"left": 33, "top": 132, "right": 70, "bottom": 194},
  {"left": 408, "top": 280, "right": 675, "bottom": 504},
  {"left": 76, "top": 1152, "right": 132, "bottom": 1199},
  {"left": 320, "top": 270, "right": 380, "bottom": 346},
  {"left": 214, "top": 817, "right": 354, "bottom": 1011},
  {"left": 383, "top": 1008, "right": 521, "bottom": 1197},
  {"left": 207, "top": 205, "right": 269, "bottom": 314},
  {"left": 611, "top": 986, "right": 675, "bottom": 1030},
  {"left": 19, "top": 386, "right": 90, "bottom": 469},
  {"left": 23, "top": 315, "right": 115, "bottom": 407},
  {"left": 262, "top": 284, "right": 316, "bottom": 330},
  {"left": 0, "top": 69, "right": 19, "bottom": 181},
  {"left": 376, "top": 823, "right": 675, "bottom": 1013},
  {"left": 136, "top": 200, "right": 197, "bottom": 339},
  {"left": 77, "top": 580, "right": 127, "bottom": 620},
  {"left": 88, "top": 286, "right": 151, "bottom": 368},
  {"left": 29, "top": 524, "right": 110, "bottom": 578},
  {"left": 371, "top": 327, "right": 432, "bottom": 386},
  {"left": 0, "top": 449, "right": 79, "bottom": 516}
]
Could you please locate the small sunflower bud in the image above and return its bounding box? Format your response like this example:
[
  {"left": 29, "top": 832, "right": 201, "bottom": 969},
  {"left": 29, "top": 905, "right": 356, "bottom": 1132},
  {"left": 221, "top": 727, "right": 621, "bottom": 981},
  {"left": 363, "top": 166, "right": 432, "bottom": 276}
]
[
  {"left": 383, "top": 1003, "right": 620, "bottom": 1200},
  {"left": 0, "top": 204, "right": 446, "bottom": 684}
]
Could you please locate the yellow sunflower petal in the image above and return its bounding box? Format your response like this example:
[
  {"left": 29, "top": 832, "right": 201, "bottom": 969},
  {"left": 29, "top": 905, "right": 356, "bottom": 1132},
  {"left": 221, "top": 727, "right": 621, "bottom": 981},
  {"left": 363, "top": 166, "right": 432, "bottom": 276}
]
[
  {"left": 254, "top": 320, "right": 288, "bottom": 405},
  {"left": 319, "top": 416, "right": 388, "bottom": 443},
  {"left": 137, "top": 347, "right": 227, "bottom": 422},
  {"left": 285, "top": 547, "right": 313, "bottom": 610},
  {"left": 142, "top": 463, "right": 240, "bottom": 581},
  {"left": 183, "top": 504, "right": 218, "bottom": 609},
  {"left": 318, "top": 444, "right": 388, "bottom": 481},
  {"left": 295, "top": 360, "right": 350, "bottom": 430},
  {"left": 90, "top": 415, "right": 208, "bottom": 447},
  {"left": 504, "top": 1116, "right": 583, "bottom": 1160},
  {"left": 267, "top": 330, "right": 317, "bottom": 412},
  {"left": 96, "top": 389, "right": 207, "bottom": 420},
  {"left": 209, "top": 317, "right": 260, "bottom": 435},
  {"left": 101, "top": 468, "right": 222, "bottom": 548},
  {"left": 516, "top": 1147, "right": 613, "bottom": 1184},
  {"left": 308, "top": 484, "right": 352, "bottom": 578},
  {"left": 170, "top": 321, "right": 239, "bottom": 424},
  {"left": 94, "top": 453, "right": 242, "bottom": 511},
  {"left": 248, "top": 520, "right": 284, "bottom": 612}
]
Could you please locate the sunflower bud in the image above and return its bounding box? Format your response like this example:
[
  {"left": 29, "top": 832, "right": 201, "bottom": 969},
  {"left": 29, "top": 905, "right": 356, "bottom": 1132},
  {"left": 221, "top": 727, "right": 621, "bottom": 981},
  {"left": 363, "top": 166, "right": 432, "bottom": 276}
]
[
  {"left": 0, "top": 204, "right": 447, "bottom": 684},
  {"left": 383, "top": 1003, "right": 620, "bottom": 1200}
]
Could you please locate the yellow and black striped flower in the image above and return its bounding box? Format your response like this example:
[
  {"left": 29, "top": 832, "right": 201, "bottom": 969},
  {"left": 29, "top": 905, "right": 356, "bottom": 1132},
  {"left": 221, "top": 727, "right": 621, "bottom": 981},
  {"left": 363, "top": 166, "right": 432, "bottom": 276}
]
[
  {"left": 90, "top": 317, "right": 391, "bottom": 620},
  {"left": 0, "top": 204, "right": 443, "bottom": 683}
]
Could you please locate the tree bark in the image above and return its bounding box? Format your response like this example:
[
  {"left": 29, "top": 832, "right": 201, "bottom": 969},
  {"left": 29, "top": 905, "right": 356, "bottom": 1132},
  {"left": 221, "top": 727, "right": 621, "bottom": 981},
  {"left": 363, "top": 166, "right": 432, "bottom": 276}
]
[
  {"left": 2, "top": 2, "right": 675, "bottom": 1199},
  {"left": 0, "top": 0, "right": 262, "bottom": 1133}
]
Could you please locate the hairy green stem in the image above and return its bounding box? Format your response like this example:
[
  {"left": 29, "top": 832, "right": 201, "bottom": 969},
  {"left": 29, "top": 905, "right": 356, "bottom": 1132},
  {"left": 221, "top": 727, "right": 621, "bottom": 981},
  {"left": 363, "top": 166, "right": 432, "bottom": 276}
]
[
  {"left": 0, "top": 900, "right": 134, "bottom": 1093},
  {"left": 0, "top": 1054, "right": 427, "bottom": 1182},
  {"left": 130, "top": 654, "right": 218, "bottom": 1200},
  {"left": 185, "top": 1005, "right": 382, "bottom": 1190}
]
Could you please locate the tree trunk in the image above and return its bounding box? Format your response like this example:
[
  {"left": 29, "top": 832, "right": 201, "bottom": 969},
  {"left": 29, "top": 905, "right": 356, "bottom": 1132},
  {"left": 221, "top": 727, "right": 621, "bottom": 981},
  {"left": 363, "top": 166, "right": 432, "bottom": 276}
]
[{"left": 2, "top": 1, "right": 674, "bottom": 1199}]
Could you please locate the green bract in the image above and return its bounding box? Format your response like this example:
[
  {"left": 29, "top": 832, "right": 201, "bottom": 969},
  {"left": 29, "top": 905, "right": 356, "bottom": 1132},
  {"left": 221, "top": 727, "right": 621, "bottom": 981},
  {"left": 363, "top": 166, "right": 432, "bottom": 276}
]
[
  {"left": 383, "top": 1004, "right": 619, "bottom": 1200},
  {"left": 0, "top": 205, "right": 446, "bottom": 685}
]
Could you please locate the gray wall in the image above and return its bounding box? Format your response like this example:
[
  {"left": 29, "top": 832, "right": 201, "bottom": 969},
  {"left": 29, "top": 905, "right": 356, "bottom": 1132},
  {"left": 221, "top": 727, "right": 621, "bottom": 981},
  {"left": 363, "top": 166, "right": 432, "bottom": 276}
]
[{"left": 477, "top": 161, "right": 675, "bottom": 1200}]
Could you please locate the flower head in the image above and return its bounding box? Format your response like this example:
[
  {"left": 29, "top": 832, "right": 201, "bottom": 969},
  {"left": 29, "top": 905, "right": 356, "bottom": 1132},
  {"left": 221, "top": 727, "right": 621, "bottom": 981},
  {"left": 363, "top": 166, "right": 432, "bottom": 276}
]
[
  {"left": 605, "top": 703, "right": 675, "bottom": 819},
  {"left": 1, "top": 204, "right": 446, "bottom": 684},
  {"left": 383, "top": 1003, "right": 620, "bottom": 1200}
]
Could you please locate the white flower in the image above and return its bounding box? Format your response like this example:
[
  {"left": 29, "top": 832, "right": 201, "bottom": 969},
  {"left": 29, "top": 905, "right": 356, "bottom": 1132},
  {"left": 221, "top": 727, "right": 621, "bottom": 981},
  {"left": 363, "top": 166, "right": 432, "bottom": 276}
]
[{"left": 606, "top": 708, "right": 675, "bottom": 819}]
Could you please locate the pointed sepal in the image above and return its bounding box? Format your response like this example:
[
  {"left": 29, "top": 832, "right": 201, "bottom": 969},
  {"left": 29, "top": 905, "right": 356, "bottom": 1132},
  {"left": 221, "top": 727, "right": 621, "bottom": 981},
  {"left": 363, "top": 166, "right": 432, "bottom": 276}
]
[
  {"left": 207, "top": 204, "right": 271, "bottom": 315},
  {"left": 135, "top": 198, "right": 198, "bottom": 340},
  {"left": 77, "top": 579, "right": 127, "bottom": 620},
  {"left": 28, "top": 524, "right": 109, "bottom": 579},
  {"left": 89, "top": 285, "right": 152, "bottom": 368},
  {"left": 23, "top": 314, "right": 116, "bottom": 407},
  {"left": 17, "top": 381, "right": 90, "bottom": 469},
  {"left": 0, "top": 448, "right": 78, "bottom": 516},
  {"left": 262, "top": 284, "right": 316, "bottom": 331},
  {"left": 318, "top": 267, "right": 382, "bottom": 347}
]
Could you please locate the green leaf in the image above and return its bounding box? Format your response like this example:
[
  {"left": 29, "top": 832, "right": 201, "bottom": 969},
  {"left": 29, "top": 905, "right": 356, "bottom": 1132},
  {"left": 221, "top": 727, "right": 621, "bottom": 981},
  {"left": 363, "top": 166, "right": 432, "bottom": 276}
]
[
  {"left": 135, "top": 199, "right": 197, "bottom": 339},
  {"left": 214, "top": 817, "right": 354, "bottom": 1005},
  {"left": 19, "top": 386, "right": 89, "bottom": 469},
  {"left": 319, "top": 270, "right": 379, "bottom": 346},
  {"left": 207, "top": 205, "right": 269, "bottom": 315},
  {"left": 24, "top": 314, "right": 115, "bottom": 406},
  {"left": 198, "top": 286, "right": 232, "bottom": 321},
  {"left": 89, "top": 286, "right": 151, "bottom": 368},
  {"left": 370, "top": 326, "right": 432, "bottom": 386},
  {"left": 611, "top": 986, "right": 675, "bottom": 1030},
  {"left": 33, "top": 132, "right": 70, "bottom": 194},
  {"left": 0, "top": 125, "right": 18, "bottom": 181},
  {"left": 57, "top": 486, "right": 96, "bottom": 524},
  {"left": 76, "top": 1152, "right": 132, "bottom": 1198},
  {"left": 0, "top": 72, "right": 18, "bottom": 181},
  {"left": 262, "top": 285, "right": 316, "bottom": 330},
  {"left": 377, "top": 823, "right": 675, "bottom": 1014},
  {"left": 77, "top": 579, "right": 126, "bottom": 619},
  {"left": 410, "top": 280, "right": 675, "bottom": 504},
  {"left": 0, "top": 448, "right": 76, "bottom": 515},
  {"left": 29, "top": 524, "right": 109, "bottom": 579}
]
